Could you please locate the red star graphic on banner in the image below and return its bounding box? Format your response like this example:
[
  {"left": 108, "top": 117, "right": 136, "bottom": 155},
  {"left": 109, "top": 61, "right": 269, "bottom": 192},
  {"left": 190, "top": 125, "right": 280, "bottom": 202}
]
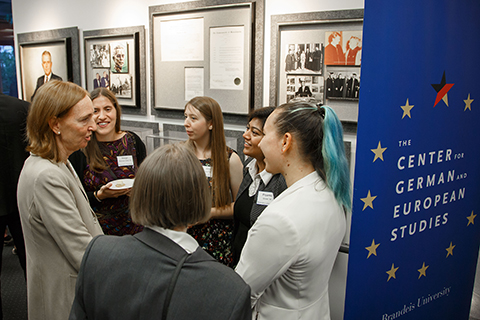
[{"left": 431, "top": 71, "right": 454, "bottom": 107}]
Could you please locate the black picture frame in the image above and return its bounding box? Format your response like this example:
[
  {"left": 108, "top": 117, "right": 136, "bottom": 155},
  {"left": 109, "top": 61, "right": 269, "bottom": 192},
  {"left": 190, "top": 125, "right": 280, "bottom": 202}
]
[
  {"left": 83, "top": 26, "right": 147, "bottom": 116},
  {"left": 270, "top": 9, "right": 363, "bottom": 124},
  {"left": 17, "top": 27, "right": 80, "bottom": 102},
  {"left": 149, "top": 0, "right": 264, "bottom": 120}
]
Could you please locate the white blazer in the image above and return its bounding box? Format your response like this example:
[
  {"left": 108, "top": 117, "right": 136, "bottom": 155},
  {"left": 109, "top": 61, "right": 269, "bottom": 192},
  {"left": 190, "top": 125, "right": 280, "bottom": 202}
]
[
  {"left": 17, "top": 154, "right": 103, "bottom": 320},
  {"left": 236, "top": 171, "right": 346, "bottom": 320}
]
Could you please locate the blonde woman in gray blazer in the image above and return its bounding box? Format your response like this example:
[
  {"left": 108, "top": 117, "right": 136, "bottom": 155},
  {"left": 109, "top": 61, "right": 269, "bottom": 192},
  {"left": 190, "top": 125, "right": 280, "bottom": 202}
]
[{"left": 17, "top": 80, "right": 103, "bottom": 320}]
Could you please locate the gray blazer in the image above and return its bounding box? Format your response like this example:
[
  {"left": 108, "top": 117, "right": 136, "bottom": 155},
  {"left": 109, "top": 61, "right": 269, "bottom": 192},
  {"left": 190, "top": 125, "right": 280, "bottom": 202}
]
[
  {"left": 70, "top": 228, "right": 251, "bottom": 320},
  {"left": 17, "top": 155, "right": 103, "bottom": 320}
]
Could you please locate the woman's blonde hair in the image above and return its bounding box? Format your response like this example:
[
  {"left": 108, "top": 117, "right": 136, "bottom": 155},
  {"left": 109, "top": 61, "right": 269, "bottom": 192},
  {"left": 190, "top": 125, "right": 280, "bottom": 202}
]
[
  {"left": 184, "top": 96, "right": 231, "bottom": 208},
  {"left": 84, "top": 88, "right": 123, "bottom": 172},
  {"left": 130, "top": 144, "right": 211, "bottom": 229},
  {"left": 26, "top": 80, "right": 88, "bottom": 162}
]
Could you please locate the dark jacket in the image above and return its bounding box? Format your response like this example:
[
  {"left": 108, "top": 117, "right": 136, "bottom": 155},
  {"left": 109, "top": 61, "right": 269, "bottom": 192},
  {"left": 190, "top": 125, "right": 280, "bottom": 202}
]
[{"left": 69, "top": 228, "right": 251, "bottom": 320}]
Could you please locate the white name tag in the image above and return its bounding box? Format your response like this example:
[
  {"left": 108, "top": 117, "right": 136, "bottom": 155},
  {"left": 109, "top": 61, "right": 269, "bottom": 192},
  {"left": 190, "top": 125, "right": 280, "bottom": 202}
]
[
  {"left": 203, "top": 165, "right": 212, "bottom": 178},
  {"left": 117, "top": 155, "right": 134, "bottom": 167},
  {"left": 257, "top": 191, "right": 274, "bottom": 206}
]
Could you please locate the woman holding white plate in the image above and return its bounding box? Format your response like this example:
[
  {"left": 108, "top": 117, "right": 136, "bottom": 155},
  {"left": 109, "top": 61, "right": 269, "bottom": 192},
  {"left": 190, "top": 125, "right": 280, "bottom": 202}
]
[{"left": 70, "top": 88, "right": 146, "bottom": 236}]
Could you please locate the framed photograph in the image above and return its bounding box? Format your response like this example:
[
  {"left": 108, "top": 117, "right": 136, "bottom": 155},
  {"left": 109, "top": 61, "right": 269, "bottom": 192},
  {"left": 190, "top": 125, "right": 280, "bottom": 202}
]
[
  {"left": 270, "top": 10, "right": 363, "bottom": 123},
  {"left": 17, "top": 27, "right": 80, "bottom": 102},
  {"left": 325, "top": 69, "right": 360, "bottom": 100},
  {"left": 92, "top": 68, "right": 110, "bottom": 89},
  {"left": 149, "top": 0, "right": 265, "bottom": 117},
  {"left": 110, "top": 41, "right": 128, "bottom": 73},
  {"left": 325, "top": 31, "right": 362, "bottom": 66},
  {"left": 285, "top": 43, "right": 323, "bottom": 74},
  {"left": 83, "top": 26, "right": 146, "bottom": 115},
  {"left": 110, "top": 73, "right": 132, "bottom": 98},
  {"left": 285, "top": 75, "right": 324, "bottom": 104},
  {"left": 90, "top": 44, "right": 110, "bottom": 68}
]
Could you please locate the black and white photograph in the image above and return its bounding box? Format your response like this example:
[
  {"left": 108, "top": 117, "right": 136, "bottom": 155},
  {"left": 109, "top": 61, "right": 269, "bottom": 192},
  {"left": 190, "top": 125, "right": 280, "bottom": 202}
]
[
  {"left": 110, "top": 73, "right": 132, "bottom": 98},
  {"left": 286, "top": 75, "right": 324, "bottom": 104},
  {"left": 325, "top": 70, "right": 360, "bottom": 100},
  {"left": 284, "top": 43, "right": 323, "bottom": 74},
  {"left": 89, "top": 44, "right": 110, "bottom": 68}
]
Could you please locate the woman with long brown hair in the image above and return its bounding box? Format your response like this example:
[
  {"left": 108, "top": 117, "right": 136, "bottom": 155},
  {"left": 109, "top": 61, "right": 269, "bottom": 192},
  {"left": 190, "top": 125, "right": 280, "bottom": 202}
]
[
  {"left": 70, "top": 88, "right": 146, "bottom": 235},
  {"left": 183, "top": 96, "right": 243, "bottom": 267}
]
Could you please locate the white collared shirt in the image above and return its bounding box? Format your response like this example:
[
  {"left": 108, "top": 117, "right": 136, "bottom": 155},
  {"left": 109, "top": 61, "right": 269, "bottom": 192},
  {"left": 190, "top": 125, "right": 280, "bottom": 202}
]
[
  {"left": 246, "top": 158, "right": 273, "bottom": 197},
  {"left": 147, "top": 226, "right": 199, "bottom": 254}
]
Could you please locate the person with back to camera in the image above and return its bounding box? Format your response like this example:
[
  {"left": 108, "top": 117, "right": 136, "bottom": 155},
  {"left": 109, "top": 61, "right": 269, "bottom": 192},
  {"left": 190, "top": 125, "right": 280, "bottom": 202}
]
[
  {"left": 235, "top": 101, "right": 351, "bottom": 319},
  {"left": 69, "top": 143, "right": 251, "bottom": 320},
  {"left": 17, "top": 80, "right": 103, "bottom": 320},
  {"left": 183, "top": 96, "right": 243, "bottom": 268},
  {"left": 0, "top": 92, "right": 29, "bottom": 319},
  {"left": 232, "top": 106, "right": 287, "bottom": 265},
  {"left": 70, "top": 88, "right": 146, "bottom": 236}
]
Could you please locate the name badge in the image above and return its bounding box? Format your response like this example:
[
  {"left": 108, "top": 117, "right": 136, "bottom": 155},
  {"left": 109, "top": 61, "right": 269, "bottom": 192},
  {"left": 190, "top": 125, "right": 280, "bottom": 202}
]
[
  {"left": 257, "top": 191, "right": 274, "bottom": 206},
  {"left": 117, "top": 155, "right": 134, "bottom": 167},
  {"left": 203, "top": 165, "right": 212, "bottom": 178}
]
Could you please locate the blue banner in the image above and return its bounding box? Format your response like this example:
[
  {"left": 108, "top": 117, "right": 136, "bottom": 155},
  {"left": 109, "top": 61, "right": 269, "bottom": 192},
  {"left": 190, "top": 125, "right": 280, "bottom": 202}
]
[{"left": 344, "top": 1, "right": 480, "bottom": 319}]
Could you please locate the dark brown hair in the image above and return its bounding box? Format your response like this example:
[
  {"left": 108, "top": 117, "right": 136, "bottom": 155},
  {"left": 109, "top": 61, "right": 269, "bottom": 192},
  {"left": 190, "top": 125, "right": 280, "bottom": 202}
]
[{"left": 84, "top": 88, "right": 122, "bottom": 172}]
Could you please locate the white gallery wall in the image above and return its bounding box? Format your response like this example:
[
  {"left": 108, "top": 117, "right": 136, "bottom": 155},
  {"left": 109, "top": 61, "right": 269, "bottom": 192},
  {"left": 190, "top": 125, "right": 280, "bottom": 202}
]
[
  {"left": 11, "top": 1, "right": 364, "bottom": 319},
  {"left": 12, "top": 0, "right": 364, "bottom": 120}
]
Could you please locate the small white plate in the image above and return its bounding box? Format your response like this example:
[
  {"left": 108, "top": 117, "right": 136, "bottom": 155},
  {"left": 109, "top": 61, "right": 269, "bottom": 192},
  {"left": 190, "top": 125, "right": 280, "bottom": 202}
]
[{"left": 109, "top": 178, "right": 134, "bottom": 190}]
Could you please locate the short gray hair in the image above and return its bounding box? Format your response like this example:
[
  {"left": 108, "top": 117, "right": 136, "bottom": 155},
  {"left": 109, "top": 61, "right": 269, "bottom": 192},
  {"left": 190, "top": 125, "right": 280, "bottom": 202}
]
[{"left": 130, "top": 144, "right": 211, "bottom": 229}]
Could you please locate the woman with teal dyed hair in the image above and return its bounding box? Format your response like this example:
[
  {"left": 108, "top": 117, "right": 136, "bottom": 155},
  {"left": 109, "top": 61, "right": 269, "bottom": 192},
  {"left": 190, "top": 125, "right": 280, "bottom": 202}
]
[{"left": 235, "top": 102, "right": 350, "bottom": 319}]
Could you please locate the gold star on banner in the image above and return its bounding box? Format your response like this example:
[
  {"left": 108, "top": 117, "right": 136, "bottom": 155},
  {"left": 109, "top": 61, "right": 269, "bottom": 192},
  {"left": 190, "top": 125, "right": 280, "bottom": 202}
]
[
  {"left": 386, "top": 263, "right": 399, "bottom": 282},
  {"left": 360, "top": 190, "right": 377, "bottom": 211},
  {"left": 464, "top": 94, "right": 474, "bottom": 111},
  {"left": 401, "top": 99, "right": 414, "bottom": 119},
  {"left": 418, "top": 262, "right": 429, "bottom": 279},
  {"left": 371, "top": 141, "right": 387, "bottom": 162},
  {"left": 446, "top": 242, "right": 456, "bottom": 258},
  {"left": 467, "top": 211, "right": 477, "bottom": 226},
  {"left": 365, "top": 239, "right": 380, "bottom": 258}
]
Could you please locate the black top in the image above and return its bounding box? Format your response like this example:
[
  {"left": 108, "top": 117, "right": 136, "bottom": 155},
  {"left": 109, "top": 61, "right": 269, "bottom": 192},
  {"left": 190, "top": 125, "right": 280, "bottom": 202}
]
[{"left": 69, "top": 130, "right": 146, "bottom": 206}]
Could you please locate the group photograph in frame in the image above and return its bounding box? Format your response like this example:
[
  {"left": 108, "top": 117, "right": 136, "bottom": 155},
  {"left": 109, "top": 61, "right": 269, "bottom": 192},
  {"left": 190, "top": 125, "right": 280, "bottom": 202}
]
[
  {"left": 324, "top": 30, "right": 362, "bottom": 66},
  {"left": 325, "top": 69, "right": 360, "bottom": 100},
  {"left": 284, "top": 43, "right": 323, "bottom": 74},
  {"left": 92, "top": 68, "right": 110, "bottom": 90},
  {"left": 83, "top": 26, "right": 146, "bottom": 115},
  {"left": 277, "top": 27, "right": 327, "bottom": 106},
  {"left": 110, "top": 73, "right": 132, "bottom": 98},
  {"left": 89, "top": 44, "right": 110, "bottom": 68}
]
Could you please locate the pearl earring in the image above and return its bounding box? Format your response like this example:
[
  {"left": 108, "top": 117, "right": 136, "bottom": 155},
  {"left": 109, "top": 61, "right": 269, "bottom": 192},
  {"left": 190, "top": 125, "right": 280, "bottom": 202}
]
[{"left": 57, "top": 131, "right": 60, "bottom": 135}]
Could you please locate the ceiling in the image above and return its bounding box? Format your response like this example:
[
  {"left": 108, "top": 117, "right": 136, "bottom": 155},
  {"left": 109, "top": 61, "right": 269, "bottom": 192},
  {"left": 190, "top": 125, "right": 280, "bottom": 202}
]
[{"left": 0, "top": 0, "right": 13, "bottom": 46}]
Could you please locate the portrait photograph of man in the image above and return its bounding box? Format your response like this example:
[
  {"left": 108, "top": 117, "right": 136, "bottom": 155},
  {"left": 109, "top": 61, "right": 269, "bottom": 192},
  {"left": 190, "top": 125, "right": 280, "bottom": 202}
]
[
  {"left": 20, "top": 43, "right": 67, "bottom": 102},
  {"left": 110, "top": 42, "right": 128, "bottom": 73}
]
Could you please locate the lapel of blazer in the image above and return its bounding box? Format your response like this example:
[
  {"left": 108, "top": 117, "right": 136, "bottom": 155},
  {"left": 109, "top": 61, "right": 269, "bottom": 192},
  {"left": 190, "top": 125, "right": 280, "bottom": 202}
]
[
  {"left": 64, "top": 160, "right": 89, "bottom": 200},
  {"left": 61, "top": 160, "right": 96, "bottom": 217},
  {"left": 134, "top": 228, "right": 215, "bottom": 263},
  {"left": 236, "top": 157, "right": 254, "bottom": 201}
]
